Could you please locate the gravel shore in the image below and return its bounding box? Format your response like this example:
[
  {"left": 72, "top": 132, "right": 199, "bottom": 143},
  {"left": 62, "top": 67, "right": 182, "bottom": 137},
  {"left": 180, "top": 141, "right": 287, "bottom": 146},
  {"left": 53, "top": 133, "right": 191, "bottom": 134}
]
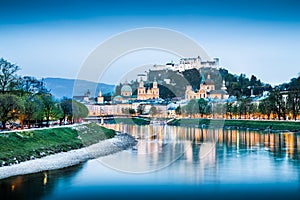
[{"left": 0, "top": 133, "right": 137, "bottom": 180}]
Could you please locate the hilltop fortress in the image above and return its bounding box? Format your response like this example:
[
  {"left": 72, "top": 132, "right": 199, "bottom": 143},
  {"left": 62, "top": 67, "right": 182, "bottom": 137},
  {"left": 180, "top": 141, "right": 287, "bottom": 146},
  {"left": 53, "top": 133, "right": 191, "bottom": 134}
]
[{"left": 151, "top": 56, "right": 219, "bottom": 72}]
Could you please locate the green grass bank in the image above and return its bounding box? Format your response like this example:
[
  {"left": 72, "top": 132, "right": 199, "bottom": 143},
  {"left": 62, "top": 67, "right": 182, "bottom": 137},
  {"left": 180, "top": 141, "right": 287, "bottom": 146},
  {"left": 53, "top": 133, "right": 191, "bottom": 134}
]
[
  {"left": 0, "top": 123, "right": 115, "bottom": 167},
  {"left": 168, "top": 118, "right": 300, "bottom": 132},
  {"left": 106, "top": 117, "right": 150, "bottom": 125}
]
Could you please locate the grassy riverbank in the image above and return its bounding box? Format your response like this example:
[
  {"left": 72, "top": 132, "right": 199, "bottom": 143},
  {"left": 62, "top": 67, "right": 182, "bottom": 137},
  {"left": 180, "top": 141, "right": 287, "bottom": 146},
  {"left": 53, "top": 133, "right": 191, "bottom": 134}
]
[
  {"left": 168, "top": 118, "right": 300, "bottom": 132},
  {"left": 0, "top": 123, "right": 115, "bottom": 167},
  {"left": 106, "top": 117, "right": 150, "bottom": 125}
]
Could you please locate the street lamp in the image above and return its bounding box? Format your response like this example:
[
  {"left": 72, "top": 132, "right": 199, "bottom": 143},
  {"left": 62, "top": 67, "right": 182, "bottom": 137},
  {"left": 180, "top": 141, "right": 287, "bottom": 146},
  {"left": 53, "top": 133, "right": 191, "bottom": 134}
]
[{"left": 282, "top": 94, "right": 288, "bottom": 117}]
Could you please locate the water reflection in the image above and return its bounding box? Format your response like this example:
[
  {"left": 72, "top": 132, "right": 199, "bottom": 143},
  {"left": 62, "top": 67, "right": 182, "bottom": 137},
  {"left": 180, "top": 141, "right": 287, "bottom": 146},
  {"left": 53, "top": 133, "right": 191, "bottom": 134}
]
[
  {"left": 0, "top": 164, "right": 84, "bottom": 200},
  {"left": 103, "top": 124, "right": 300, "bottom": 162},
  {"left": 100, "top": 124, "right": 221, "bottom": 173},
  {"left": 1, "top": 125, "right": 300, "bottom": 199},
  {"left": 100, "top": 124, "right": 300, "bottom": 185},
  {"left": 216, "top": 129, "right": 300, "bottom": 161}
]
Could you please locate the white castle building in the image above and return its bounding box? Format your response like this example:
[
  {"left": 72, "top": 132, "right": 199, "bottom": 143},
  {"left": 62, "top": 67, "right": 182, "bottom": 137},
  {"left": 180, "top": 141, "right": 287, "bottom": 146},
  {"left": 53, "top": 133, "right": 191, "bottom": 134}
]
[{"left": 152, "top": 56, "right": 219, "bottom": 72}]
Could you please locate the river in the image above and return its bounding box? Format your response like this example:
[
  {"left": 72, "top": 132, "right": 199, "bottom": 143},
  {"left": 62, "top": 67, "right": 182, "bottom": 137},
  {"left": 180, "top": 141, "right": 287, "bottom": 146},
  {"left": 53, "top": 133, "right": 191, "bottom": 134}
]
[{"left": 1, "top": 124, "right": 300, "bottom": 200}]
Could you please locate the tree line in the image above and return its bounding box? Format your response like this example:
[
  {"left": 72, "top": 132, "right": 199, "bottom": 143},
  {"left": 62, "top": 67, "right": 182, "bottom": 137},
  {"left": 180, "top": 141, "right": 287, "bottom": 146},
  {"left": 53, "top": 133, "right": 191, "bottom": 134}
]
[
  {"left": 0, "top": 58, "right": 88, "bottom": 130},
  {"left": 176, "top": 76, "right": 300, "bottom": 120}
]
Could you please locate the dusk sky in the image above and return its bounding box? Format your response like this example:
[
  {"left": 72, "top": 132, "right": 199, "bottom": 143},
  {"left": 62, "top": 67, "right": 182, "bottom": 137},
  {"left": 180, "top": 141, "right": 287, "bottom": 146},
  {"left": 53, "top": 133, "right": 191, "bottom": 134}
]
[{"left": 0, "top": 0, "right": 299, "bottom": 85}]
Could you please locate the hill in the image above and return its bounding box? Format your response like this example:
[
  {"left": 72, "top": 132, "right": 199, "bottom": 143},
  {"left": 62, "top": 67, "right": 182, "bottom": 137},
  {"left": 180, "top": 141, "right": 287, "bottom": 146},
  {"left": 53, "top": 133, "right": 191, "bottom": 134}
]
[{"left": 44, "top": 78, "right": 115, "bottom": 99}]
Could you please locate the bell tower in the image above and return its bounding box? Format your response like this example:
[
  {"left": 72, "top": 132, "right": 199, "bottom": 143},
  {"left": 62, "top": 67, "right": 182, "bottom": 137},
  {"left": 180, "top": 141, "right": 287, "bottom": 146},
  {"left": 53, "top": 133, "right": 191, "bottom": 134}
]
[
  {"left": 152, "top": 78, "right": 159, "bottom": 98},
  {"left": 97, "top": 90, "right": 104, "bottom": 104},
  {"left": 137, "top": 79, "right": 146, "bottom": 100}
]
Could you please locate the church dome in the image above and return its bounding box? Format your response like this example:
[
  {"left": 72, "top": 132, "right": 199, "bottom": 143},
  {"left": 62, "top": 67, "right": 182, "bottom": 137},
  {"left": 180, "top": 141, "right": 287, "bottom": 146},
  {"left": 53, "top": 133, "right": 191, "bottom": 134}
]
[
  {"left": 113, "top": 95, "right": 123, "bottom": 101},
  {"left": 121, "top": 84, "right": 132, "bottom": 93}
]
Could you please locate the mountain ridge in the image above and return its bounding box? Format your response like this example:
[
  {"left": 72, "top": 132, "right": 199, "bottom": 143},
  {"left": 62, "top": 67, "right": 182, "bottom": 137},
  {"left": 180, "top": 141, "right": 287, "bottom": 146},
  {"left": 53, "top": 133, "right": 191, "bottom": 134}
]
[{"left": 43, "top": 77, "right": 115, "bottom": 99}]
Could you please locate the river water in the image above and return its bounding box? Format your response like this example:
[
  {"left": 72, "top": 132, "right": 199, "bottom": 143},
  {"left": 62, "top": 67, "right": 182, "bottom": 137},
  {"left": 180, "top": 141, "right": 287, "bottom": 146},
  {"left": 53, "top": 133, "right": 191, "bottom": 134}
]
[{"left": 1, "top": 124, "right": 300, "bottom": 200}]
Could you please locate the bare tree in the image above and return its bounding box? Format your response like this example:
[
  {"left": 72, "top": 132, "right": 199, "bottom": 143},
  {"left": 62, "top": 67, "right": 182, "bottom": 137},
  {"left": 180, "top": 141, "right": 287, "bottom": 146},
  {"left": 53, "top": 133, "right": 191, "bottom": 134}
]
[{"left": 0, "top": 58, "right": 20, "bottom": 93}]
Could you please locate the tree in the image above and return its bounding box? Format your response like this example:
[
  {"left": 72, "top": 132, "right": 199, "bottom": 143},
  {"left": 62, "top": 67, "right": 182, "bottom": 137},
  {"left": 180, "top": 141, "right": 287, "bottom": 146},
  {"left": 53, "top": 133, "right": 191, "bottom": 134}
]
[
  {"left": 175, "top": 106, "right": 181, "bottom": 115},
  {"left": 156, "top": 84, "right": 176, "bottom": 100},
  {"left": 20, "top": 94, "right": 44, "bottom": 128},
  {"left": 287, "top": 91, "right": 300, "bottom": 120},
  {"left": 102, "top": 92, "right": 112, "bottom": 102},
  {"left": 250, "top": 75, "right": 257, "bottom": 86},
  {"left": 0, "top": 94, "right": 22, "bottom": 129},
  {"left": 149, "top": 106, "right": 158, "bottom": 116},
  {"left": 232, "top": 104, "right": 238, "bottom": 119},
  {"left": 182, "top": 68, "right": 200, "bottom": 90},
  {"left": 226, "top": 102, "right": 234, "bottom": 119},
  {"left": 238, "top": 73, "right": 250, "bottom": 96},
  {"left": 40, "top": 93, "right": 56, "bottom": 127},
  {"left": 60, "top": 97, "right": 73, "bottom": 123},
  {"left": 248, "top": 103, "right": 258, "bottom": 118},
  {"left": 129, "top": 108, "right": 136, "bottom": 115},
  {"left": 59, "top": 98, "right": 88, "bottom": 124},
  {"left": 114, "top": 83, "right": 122, "bottom": 96},
  {"left": 53, "top": 103, "right": 64, "bottom": 125},
  {"left": 287, "top": 77, "right": 300, "bottom": 120},
  {"left": 204, "top": 103, "right": 212, "bottom": 117},
  {"left": 237, "top": 98, "right": 252, "bottom": 119},
  {"left": 0, "top": 58, "right": 21, "bottom": 93},
  {"left": 213, "top": 103, "right": 226, "bottom": 118},
  {"left": 20, "top": 76, "right": 49, "bottom": 94},
  {"left": 258, "top": 98, "right": 273, "bottom": 119},
  {"left": 122, "top": 108, "right": 136, "bottom": 115},
  {"left": 137, "top": 104, "right": 145, "bottom": 115},
  {"left": 72, "top": 100, "right": 89, "bottom": 123},
  {"left": 196, "top": 98, "right": 207, "bottom": 117},
  {"left": 183, "top": 99, "right": 199, "bottom": 116},
  {"left": 268, "top": 87, "right": 286, "bottom": 120}
]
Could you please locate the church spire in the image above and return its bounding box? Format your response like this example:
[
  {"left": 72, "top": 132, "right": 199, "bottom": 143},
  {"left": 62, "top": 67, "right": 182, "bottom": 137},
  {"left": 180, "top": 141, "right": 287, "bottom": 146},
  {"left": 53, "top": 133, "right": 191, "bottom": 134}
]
[
  {"left": 221, "top": 80, "right": 227, "bottom": 91},
  {"left": 200, "top": 73, "right": 205, "bottom": 84},
  {"left": 139, "top": 78, "right": 144, "bottom": 87},
  {"left": 153, "top": 77, "right": 158, "bottom": 88}
]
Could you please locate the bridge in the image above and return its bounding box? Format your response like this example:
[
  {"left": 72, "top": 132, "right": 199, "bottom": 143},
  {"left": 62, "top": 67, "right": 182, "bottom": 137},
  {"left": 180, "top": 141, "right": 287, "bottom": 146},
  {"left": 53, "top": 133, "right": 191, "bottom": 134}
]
[
  {"left": 83, "top": 115, "right": 171, "bottom": 125},
  {"left": 83, "top": 115, "right": 128, "bottom": 124}
]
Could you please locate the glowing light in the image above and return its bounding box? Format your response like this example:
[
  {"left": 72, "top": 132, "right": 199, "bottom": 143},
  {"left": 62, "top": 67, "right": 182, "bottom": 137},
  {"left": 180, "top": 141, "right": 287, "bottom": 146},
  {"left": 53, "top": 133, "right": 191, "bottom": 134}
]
[{"left": 43, "top": 172, "right": 48, "bottom": 186}]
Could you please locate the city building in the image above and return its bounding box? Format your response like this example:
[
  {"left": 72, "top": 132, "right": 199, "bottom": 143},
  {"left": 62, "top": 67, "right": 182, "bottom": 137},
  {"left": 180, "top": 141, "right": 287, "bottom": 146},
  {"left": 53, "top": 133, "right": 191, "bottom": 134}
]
[
  {"left": 152, "top": 56, "right": 219, "bottom": 72},
  {"left": 121, "top": 81, "right": 133, "bottom": 97},
  {"left": 112, "top": 79, "right": 160, "bottom": 103},
  {"left": 137, "top": 78, "right": 159, "bottom": 100},
  {"left": 185, "top": 74, "right": 228, "bottom": 100},
  {"left": 86, "top": 103, "right": 132, "bottom": 116},
  {"left": 73, "top": 89, "right": 94, "bottom": 104},
  {"left": 112, "top": 82, "right": 135, "bottom": 103},
  {"left": 97, "top": 91, "right": 104, "bottom": 104}
]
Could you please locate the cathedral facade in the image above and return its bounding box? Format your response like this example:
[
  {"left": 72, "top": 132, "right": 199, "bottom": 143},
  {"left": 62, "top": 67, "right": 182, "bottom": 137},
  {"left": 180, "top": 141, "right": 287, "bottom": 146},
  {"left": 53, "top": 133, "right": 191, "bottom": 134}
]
[{"left": 137, "top": 79, "right": 159, "bottom": 100}]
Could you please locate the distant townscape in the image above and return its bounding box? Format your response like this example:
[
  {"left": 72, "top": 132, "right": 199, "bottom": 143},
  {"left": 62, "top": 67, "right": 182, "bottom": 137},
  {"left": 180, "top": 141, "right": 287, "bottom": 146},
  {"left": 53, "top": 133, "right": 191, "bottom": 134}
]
[{"left": 75, "top": 56, "right": 300, "bottom": 121}]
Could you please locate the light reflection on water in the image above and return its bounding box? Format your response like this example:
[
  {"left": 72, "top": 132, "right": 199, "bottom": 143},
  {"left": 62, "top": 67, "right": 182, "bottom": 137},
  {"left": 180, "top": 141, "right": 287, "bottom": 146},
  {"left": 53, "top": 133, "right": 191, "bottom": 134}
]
[
  {"left": 99, "top": 124, "right": 221, "bottom": 173},
  {"left": 1, "top": 124, "right": 300, "bottom": 199}
]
